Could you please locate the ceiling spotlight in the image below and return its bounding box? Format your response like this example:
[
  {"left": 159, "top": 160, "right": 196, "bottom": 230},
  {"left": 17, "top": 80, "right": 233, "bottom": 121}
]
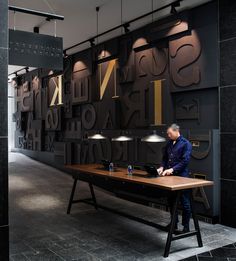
[
  {"left": 170, "top": 1, "right": 180, "bottom": 15},
  {"left": 33, "top": 26, "right": 39, "bottom": 34},
  {"left": 141, "top": 130, "right": 166, "bottom": 143},
  {"left": 123, "top": 23, "right": 130, "bottom": 34},
  {"left": 63, "top": 50, "right": 68, "bottom": 58},
  {"left": 89, "top": 38, "right": 95, "bottom": 47},
  {"left": 170, "top": 5, "right": 177, "bottom": 14}
]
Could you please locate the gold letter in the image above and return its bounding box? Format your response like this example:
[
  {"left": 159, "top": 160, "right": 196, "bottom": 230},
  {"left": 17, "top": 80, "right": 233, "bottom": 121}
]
[
  {"left": 50, "top": 75, "right": 63, "bottom": 106},
  {"left": 99, "top": 59, "right": 117, "bottom": 100},
  {"left": 152, "top": 79, "right": 164, "bottom": 125}
]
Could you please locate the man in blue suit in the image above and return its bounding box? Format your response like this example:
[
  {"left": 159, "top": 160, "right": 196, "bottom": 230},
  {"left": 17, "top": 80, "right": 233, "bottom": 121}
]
[{"left": 157, "top": 124, "right": 192, "bottom": 233}]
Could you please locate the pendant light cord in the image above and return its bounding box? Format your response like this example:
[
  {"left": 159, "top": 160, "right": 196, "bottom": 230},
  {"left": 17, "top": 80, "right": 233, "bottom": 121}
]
[
  {"left": 96, "top": 7, "right": 99, "bottom": 45},
  {"left": 13, "top": 11, "right": 16, "bottom": 30},
  {"left": 121, "top": 0, "right": 123, "bottom": 34},
  {"left": 43, "top": 0, "right": 57, "bottom": 36},
  {"left": 152, "top": 0, "right": 154, "bottom": 23}
]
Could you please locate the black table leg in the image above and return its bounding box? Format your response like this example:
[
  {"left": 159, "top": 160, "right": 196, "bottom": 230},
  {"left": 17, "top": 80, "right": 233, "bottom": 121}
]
[
  {"left": 190, "top": 190, "right": 203, "bottom": 247},
  {"left": 89, "top": 183, "right": 98, "bottom": 210},
  {"left": 66, "top": 177, "right": 204, "bottom": 257},
  {"left": 164, "top": 191, "right": 181, "bottom": 258},
  {"left": 67, "top": 178, "right": 78, "bottom": 214}
]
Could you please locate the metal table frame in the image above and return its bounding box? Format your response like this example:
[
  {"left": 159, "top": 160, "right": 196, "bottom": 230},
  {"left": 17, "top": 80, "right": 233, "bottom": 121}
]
[{"left": 67, "top": 177, "right": 203, "bottom": 258}]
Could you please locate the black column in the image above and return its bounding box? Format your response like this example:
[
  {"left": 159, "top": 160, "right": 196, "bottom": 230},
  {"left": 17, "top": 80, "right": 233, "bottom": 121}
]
[
  {"left": 0, "top": 0, "right": 9, "bottom": 259},
  {"left": 219, "top": 0, "right": 236, "bottom": 227}
]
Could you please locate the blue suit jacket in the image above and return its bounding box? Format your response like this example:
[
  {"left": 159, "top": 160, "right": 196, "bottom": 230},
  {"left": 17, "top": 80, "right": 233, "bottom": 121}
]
[{"left": 161, "top": 135, "right": 192, "bottom": 177}]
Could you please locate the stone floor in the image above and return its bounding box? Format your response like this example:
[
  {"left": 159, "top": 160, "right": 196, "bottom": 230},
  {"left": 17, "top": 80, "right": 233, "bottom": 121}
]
[
  {"left": 182, "top": 243, "right": 236, "bottom": 260},
  {"left": 9, "top": 153, "right": 236, "bottom": 261}
]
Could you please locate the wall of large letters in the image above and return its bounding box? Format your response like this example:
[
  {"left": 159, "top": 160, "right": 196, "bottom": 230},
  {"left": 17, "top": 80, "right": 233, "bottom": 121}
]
[{"left": 13, "top": 2, "right": 220, "bottom": 220}]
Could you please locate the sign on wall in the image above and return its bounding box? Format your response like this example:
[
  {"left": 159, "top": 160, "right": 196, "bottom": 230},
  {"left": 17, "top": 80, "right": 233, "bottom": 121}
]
[{"left": 9, "top": 29, "right": 63, "bottom": 70}]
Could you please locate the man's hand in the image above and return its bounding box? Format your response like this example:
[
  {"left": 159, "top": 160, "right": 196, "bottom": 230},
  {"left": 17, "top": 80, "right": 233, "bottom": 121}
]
[
  {"left": 157, "top": 167, "right": 164, "bottom": 175},
  {"left": 162, "top": 168, "right": 174, "bottom": 176}
]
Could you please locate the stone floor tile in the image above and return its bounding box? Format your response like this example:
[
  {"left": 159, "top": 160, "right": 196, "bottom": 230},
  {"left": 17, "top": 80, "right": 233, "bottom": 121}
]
[
  {"left": 24, "top": 249, "right": 64, "bottom": 261},
  {"left": 54, "top": 246, "right": 89, "bottom": 261},
  {"left": 8, "top": 153, "right": 236, "bottom": 261}
]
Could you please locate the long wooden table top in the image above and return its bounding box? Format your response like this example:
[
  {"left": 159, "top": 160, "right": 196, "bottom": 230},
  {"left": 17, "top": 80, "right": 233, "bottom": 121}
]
[{"left": 66, "top": 164, "right": 213, "bottom": 191}]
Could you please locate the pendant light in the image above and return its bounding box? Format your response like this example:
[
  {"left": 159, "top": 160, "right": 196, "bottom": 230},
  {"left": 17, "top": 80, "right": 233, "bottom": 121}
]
[
  {"left": 112, "top": 134, "right": 133, "bottom": 142},
  {"left": 141, "top": 130, "right": 166, "bottom": 143},
  {"left": 112, "top": 130, "right": 133, "bottom": 142},
  {"left": 87, "top": 131, "right": 107, "bottom": 140},
  {"left": 112, "top": 135, "right": 133, "bottom": 142}
]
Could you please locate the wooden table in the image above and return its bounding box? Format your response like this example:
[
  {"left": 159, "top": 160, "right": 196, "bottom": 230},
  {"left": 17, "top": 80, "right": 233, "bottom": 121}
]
[{"left": 66, "top": 164, "right": 213, "bottom": 258}]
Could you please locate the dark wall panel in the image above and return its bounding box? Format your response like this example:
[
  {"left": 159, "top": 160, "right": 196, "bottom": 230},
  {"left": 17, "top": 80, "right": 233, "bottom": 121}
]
[
  {"left": 0, "top": 138, "right": 8, "bottom": 226},
  {"left": 220, "top": 39, "right": 236, "bottom": 86},
  {"left": 221, "top": 180, "right": 236, "bottom": 227},
  {"left": 173, "top": 88, "right": 219, "bottom": 130},
  {"left": 0, "top": 0, "right": 8, "bottom": 259},
  {"left": 0, "top": 0, "right": 7, "bottom": 48},
  {"left": 169, "top": 2, "right": 218, "bottom": 92},
  {"left": 219, "top": 0, "right": 236, "bottom": 41},
  {"left": 220, "top": 86, "right": 236, "bottom": 132},
  {"left": 219, "top": 0, "right": 236, "bottom": 228},
  {"left": 14, "top": 2, "right": 219, "bottom": 220},
  {"left": 221, "top": 134, "right": 236, "bottom": 181},
  {"left": 0, "top": 48, "right": 8, "bottom": 136}
]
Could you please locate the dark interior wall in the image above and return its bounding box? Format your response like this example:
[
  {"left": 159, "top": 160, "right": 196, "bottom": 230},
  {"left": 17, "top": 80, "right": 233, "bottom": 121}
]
[
  {"left": 13, "top": 2, "right": 220, "bottom": 220},
  {"left": 0, "top": 0, "right": 9, "bottom": 259},
  {"left": 219, "top": 0, "right": 236, "bottom": 228}
]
